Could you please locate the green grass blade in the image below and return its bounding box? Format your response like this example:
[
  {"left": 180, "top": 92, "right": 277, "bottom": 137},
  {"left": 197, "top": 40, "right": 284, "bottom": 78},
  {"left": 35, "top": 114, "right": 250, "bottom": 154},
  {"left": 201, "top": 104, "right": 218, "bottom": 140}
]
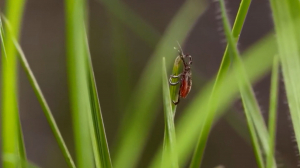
[
  {"left": 84, "top": 29, "right": 113, "bottom": 168},
  {"left": 266, "top": 56, "right": 279, "bottom": 168},
  {"left": 17, "top": 117, "right": 27, "bottom": 167},
  {"left": 269, "top": 0, "right": 300, "bottom": 160},
  {"left": 1, "top": 0, "right": 25, "bottom": 167},
  {"left": 65, "top": 0, "right": 94, "bottom": 167},
  {"left": 161, "top": 57, "right": 178, "bottom": 168},
  {"left": 1, "top": 17, "right": 76, "bottom": 167},
  {"left": 97, "top": 0, "right": 160, "bottom": 46},
  {"left": 149, "top": 33, "right": 277, "bottom": 168},
  {"left": 1, "top": 16, "right": 27, "bottom": 168},
  {"left": 169, "top": 55, "right": 183, "bottom": 114},
  {"left": 189, "top": 1, "right": 252, "bottom": 167},
  {"left": 113, "top": 1, "right": 207, "bottom": 168}
]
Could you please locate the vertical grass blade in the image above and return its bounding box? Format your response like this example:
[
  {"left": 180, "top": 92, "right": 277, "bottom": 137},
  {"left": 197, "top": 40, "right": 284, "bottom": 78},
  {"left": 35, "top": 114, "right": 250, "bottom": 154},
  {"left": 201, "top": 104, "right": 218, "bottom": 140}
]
[
  {"left": 269, "top": 0, "right": 300, "bottom": 160},
  {"left": 113, "top": 1, "right": 207, "bottom": 168},
  {"left": 1, "top": 0, "right": 25, "bottom": 167},
  {"left": 266, "top": 56, "right": 279, "bottom": 168},
  {"left": 169, "top": 55, "right": 183, "bottom": 114},
  {"left": 65, "top": 0, "right": 93, "bottom": 167},
  {"left": 189, "top": 1, "right": 252, "bottom": 167},
  {"left": 1, "top": 17, "right": 76, "bottom": 167},
  {"left": 161, "top": 57, "right": 178, "bottom": 168},
  {"left": 84, "top": 31, "right": 113, "bottom": 168}
]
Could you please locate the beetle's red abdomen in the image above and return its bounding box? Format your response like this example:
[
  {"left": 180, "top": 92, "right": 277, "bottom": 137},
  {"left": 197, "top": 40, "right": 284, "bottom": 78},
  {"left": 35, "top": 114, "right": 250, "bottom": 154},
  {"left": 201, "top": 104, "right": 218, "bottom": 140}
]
[{"left": 180, "top": 76, "right": 192, "bottom": 98}]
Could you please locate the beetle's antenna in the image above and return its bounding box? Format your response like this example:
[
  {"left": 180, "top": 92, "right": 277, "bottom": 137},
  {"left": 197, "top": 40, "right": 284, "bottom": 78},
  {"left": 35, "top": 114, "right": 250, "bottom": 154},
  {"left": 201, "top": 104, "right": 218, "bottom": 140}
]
[{"left": 176, "top": 41, "right": 184, "bottom": 56}]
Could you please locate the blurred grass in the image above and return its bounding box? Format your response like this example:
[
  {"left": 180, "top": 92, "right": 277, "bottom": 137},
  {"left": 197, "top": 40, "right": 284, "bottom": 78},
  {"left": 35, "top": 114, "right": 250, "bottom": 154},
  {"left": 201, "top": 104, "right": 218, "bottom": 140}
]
[
  {"left": 269, "top": 0, "right": 300, "bottom": 160},
  {"left": 65, "top": 0, "right": 93, "bottom": 167},
  {"left": 113, "top": 1, "right": 207, "bottom": 168},
  {"left": 161, "top": 57, "right": 178, "bottom": 168},
  {"left": 1, "top": 0, "right": 25, "bottom": 167}
]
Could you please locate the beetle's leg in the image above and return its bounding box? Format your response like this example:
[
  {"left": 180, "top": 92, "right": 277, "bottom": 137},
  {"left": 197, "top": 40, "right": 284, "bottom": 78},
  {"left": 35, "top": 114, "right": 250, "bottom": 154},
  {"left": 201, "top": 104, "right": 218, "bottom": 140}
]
[
  {"left": 173, "top": 90, "right": 181, "bottom": 105},
  {"left": 169, "top": 74, "right": 182, "bottom": 85},
  {"left": 170, "top": 73, "right": 182, "bottom": 78},
  {"left": 169, "top": 80, "right": 180, "bottom": 86},
  {"left": 186, "top": 54, "right": 192, "bottom": 65}
]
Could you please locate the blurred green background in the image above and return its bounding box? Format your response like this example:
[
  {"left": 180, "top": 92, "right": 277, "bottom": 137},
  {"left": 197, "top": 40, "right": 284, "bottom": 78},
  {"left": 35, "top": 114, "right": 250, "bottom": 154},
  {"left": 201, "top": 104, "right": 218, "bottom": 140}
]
[{"left": 0, "top": 0, "right": 297, "bottom": 167}]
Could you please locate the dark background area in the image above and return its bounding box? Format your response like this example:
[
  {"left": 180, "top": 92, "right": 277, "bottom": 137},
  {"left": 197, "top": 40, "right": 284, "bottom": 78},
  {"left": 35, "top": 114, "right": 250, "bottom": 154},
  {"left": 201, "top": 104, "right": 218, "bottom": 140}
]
[{"left": 0, "top": 0, "right": 298, "bottom": 167}]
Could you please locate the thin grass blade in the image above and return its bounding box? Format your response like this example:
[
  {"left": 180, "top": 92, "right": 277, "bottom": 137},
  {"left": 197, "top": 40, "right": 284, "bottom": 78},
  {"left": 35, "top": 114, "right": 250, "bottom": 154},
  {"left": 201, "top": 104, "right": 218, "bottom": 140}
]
[
  {"left": 84, "top": 28, "right": 113, "bottom": 168},
  {"left": 161, "top": 57, "right": 179, "bottom": 168},
  {"left": 266, "top": 56, "right": 279, "bottom": 168}
]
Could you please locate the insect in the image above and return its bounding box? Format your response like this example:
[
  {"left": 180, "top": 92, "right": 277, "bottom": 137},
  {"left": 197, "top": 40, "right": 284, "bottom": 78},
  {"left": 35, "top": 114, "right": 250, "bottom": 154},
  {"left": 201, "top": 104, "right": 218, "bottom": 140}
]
[{"left": 169, "top": 46, "right": 192, "bottom": 105}]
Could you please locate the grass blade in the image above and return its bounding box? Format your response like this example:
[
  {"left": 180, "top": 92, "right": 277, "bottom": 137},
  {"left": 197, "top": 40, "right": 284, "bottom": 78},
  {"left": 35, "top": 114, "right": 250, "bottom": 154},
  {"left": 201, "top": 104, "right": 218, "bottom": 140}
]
[
  {"left": 113, "top": 1, "right": 207, "bottom": 168},
  {"left": 84, "top": 29, "right": 113, "bottom": 168},
  {"left": 269, "top": 0, "right": 300, "bottom": 161},
  {"left": 1, "top": 16, "right": 76, "bottom": 167},
  {"left": 161, "top": 57, "right": 178, "bottom": 168},
  {"left": 266, "top": 56, "right": 279, "bottom": 168},
  {"left": 65, "top": 0, "right": 94, "bottom": 167},
  {"left": 189, "top": 0, "right": 252, "bottom": 167},
  {"left": 1, "top": 0, "right": 25, "bottom": 167},
  {"left": 169, "top": 55, "right": 183, "bottom": 114}
]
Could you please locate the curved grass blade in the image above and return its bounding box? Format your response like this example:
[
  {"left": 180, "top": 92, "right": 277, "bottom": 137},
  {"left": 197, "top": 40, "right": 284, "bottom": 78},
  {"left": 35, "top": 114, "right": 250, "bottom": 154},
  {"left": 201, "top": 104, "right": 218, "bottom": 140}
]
[
  {"left": 266, "top": 56, "right": 279, "bottom": 168},
  {"left": 65, "top": 0, "right": 93, "bottom": 167},
  {"left": 2, "top": 16, "right": 76, "bottom": 168},
  {"left": 149, "top": 33, "right": 277, "bottom": 168},
  {"left": 161, "top": 57, "right": 178, "bottom": 168},
  {"left": 113, "top": 1, "right": 207, "bottom": 168},
  {"left": 189, "top": 0, "right": 252, "bottom": 167},
  {"left": 269, "top": 0, "right": 300, "bottom": 160},
  {"left": 1, "top": 0, "right": 25, "bottom": 167},
  {"left": 84, "top": 28, "right": 113, "bottom": 168}
]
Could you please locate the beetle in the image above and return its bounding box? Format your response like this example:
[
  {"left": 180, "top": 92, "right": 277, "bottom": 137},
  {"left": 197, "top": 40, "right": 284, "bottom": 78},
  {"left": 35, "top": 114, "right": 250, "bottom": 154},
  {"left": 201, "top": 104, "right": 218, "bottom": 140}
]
[{"left": 169, "top": 47, "right": 192, "bottom": 105}]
